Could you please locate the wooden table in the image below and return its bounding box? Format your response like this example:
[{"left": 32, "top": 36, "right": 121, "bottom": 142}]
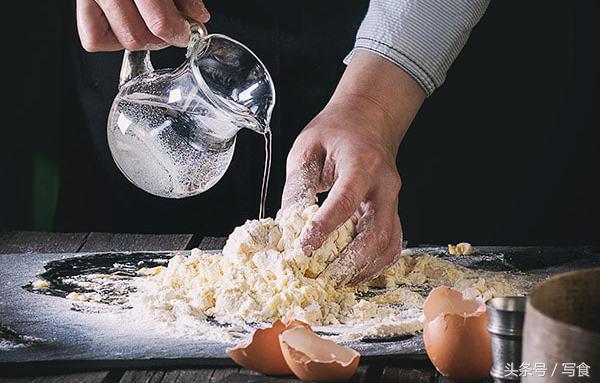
[{"left": 0, "top": 231, "right": 490, "bottom": 383}]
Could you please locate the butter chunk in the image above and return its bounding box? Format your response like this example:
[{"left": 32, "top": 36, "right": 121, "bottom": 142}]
[{"left": 448, "top": 242, "right": 474, "bottom": 256}]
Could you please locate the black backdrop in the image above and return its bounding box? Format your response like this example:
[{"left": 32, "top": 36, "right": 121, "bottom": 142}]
[{"left": 2, "top": 0, "right": 598, "bottom": 246}]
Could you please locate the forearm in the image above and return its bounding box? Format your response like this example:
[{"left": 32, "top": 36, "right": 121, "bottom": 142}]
[
  {"left": 327, "top": 50, "right": 425, "bottom": 154},
  {"left": 347, "top": 0, "right": 490, "bottom": 96}
]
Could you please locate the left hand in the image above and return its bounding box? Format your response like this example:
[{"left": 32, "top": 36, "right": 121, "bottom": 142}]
[{"left": 76, "top": 0, "right": 210, "bottom": 52}]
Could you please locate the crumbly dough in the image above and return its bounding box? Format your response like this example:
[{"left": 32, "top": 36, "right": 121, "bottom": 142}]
[
  {"left": 131, "top": 205, "right": 522, "bottom": 340},
  {"left": 370, "top": 252, "right": 467, "bottom": 288},
  {"left": 368, "top": 287, "right": 424, "bottom": 306},
  {"left": 135, "top": 204, "right": 357, "bottom": 325},
  {"left": 67, "top": 291, "right": 91, "bottom": 301},
  {"left": 31, "top": 280, "right": 49, "bottom": 290},
  {"left": 448, "top": 242, "right": 474, "bottom": 255},
  {"left": 137, "top": 266, "right": 166, "bottom": 276}
]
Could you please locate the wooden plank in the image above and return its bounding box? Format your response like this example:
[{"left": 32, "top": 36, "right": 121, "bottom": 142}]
[
  {"left": 0, "top": 232, "right": 109, "bottom": 382},
  {"left": 208, "top": 369, "right": 241, "bottom": 383},
  {"left": 119, "top": 370, "right": 166, "bottom": 383},
  {"left": 381, "top": 367, "right": 437, "bottom": 383},
  {"left": 0, "top": 372, "right": 110, "bottom": 383},
  {"left": 116, "top": 354, "right": 370, "bottom": 382},
  {"left": 352, "top": 366, "right": 370, "bottom": 383},
  {"left": 119, "top": 368, "right": 293, "bottom": 383},
  {"left": 149, "top": 368, "right": 240, "bottom": 383},
  {"left": 437, "top": 375, "right": 492, "bottom": 383},
  {"left": 79, "top": 233, "right": 195, "bottom": 252},
  {"left": 0, "top": 232, "right": 195, "bottom": 382},
  {"left": 159, "top": 369, "right": 214, "bottom": 382},
  {"left": 205, "top": 368, "right": 300, "bottom": 383},
  {"left": 0, "top": 231, "right": 88, "bottom": 254},
  {"left": 202, "top": 365, "right": 369, "bottom": 383},
  {"left": 199, "top": 237, "right": 227, "bottom": 250},
  {"left": 107, "top": 234, "right": 197, "bottom": 383}
]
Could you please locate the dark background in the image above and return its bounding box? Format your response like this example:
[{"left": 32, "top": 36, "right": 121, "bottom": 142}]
[{"left": 2, "top": 0, "right": 598, "bottom": 245}]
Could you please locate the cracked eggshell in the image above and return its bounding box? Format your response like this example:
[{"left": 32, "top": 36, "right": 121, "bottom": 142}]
[
  {"left": 226, "top": 320, "right": 310, "bottom": 376},
  {"left": 279, "top": 326, "right": 360, "bottom": 383},
  {"left": 423, "top": 287, "right": 492, "bottom": 381}
]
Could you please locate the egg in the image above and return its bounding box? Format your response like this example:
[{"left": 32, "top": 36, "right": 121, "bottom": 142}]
[
  {"left": 423, "top": 287, "right": 492, "bottom": 381},
  {"left": 279, "top": 326, "right": 360, "bottom": 383},
  {"left": 226, "top": 319, "right": 310, "bottom": 376}
]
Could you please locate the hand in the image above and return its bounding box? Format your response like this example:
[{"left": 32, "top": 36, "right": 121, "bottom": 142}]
[
  {"left": 76, "top": 0, "right": 210, "bottom": 52},
  {"left": 283, "top": 101, "right": 404, "bottom": 286},
  {"left": 282, "top": 50, "right": 425, "bottom": 285}
]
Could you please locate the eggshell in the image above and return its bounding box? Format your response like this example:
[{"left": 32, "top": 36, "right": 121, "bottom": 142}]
[
  {"left": 226, "top": 319, "right": 310, "bottom": 376},
  {"left": 423, "top": 287, "right": 492, "bottom": 381},
  {"left": 279, "top": 326, "right": 360, "bottom": 383}
]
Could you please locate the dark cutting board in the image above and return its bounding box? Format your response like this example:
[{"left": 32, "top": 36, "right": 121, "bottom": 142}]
[{"left": 1, "top": 246, "right": 599, "bottom": 370}]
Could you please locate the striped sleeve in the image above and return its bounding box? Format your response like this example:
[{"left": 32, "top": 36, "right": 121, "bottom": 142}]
[{"left": 345, "top": 0, "right": 490, "bottom": 96}]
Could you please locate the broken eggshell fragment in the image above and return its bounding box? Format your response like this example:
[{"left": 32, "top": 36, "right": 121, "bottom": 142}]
[
  {"left": 423, "top": 287, "right": 492, "bottom": 381},
  {"left": 226, "top": 319, "right": 310, "bottom": 376},
  {"left": 279, "top": 326, "right": 360, "bottom": 383}
]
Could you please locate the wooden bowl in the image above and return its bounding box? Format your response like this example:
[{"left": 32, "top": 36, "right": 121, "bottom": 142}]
[{"left": 522, "top": 267, "right": 600, "bottom": 382}]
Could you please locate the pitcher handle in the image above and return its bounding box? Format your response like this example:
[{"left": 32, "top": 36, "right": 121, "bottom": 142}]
[
  {"left": 119, "top": 50, "right": 154, "bottom": 88},
  {"left": 186, "top": 22, "right": 208, "bottom": 58},
  {"left": 189, "top": 22, "right": 208, "bottom": 39},
  {"left": 119, "top": 22, "right": 207, "bottom": 88}
]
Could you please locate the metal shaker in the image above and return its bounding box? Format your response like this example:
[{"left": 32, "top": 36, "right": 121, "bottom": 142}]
[{"left": 486, "top": 296, "right": 527, "bottom": 382}]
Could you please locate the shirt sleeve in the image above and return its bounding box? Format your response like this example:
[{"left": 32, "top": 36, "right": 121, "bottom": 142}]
[{"left": 344, "top": 0, "right": 490, "bottom": 96}]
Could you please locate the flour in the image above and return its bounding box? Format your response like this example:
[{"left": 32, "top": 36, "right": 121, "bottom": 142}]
[
  {"left": 129, "top": 204, "right": 526, "bottom": 342},
  {"left": 131, "top": 205, "right": 357, "bottom": 329}
]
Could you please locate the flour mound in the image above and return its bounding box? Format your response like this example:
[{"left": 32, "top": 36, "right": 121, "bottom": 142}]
[
  {"left": 131, "top": 205, "right": 525, "bottom": 341},
  {"left": 134, "top": 205, "right": 357, "bottom": 326}
]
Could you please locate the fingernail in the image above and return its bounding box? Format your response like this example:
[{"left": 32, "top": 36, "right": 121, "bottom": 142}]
[{"left": 301, "top": 244, "right": 315, "bottom": 256}]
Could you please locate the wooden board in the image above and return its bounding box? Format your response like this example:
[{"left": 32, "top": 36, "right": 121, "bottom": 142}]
[
  {"left": 0, "top": 231, "right": 89, "bottom": 254},
  {"left": 0, "top": 231, "right": 195, "bottom": 381},
  {"left": 2, "top": 240, "right": 600, "bottom": 378},
  {"left": 0, "top": 249, "right": 427, "bottom": 369},
  {"left": 79, "top": 233, "right": 195, "bottom": 253}
]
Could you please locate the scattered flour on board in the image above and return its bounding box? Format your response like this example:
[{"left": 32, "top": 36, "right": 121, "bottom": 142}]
[{"left": 125, "top": 204, "right": 530, "bottom": 342}]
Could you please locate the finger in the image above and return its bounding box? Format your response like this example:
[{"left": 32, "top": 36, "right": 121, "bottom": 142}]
[
  {"left": 320, "top": 193, "right": 396, "bottom": 286},
  {"left": 349, "top": 213, "right": 402, "bottom": 285},
  {"left": 281, "top": 151, "right": 324, "bottom": 211},
  {"left": 320, "top": 205, "right": 378, "bottom": 285},
  {"left": 299, "top": 170, "right": 371, "bottom": 253},
  {"left": 175, "top": 0, "right": 210, "bottom": 23},
  {"left": 345, "top": 185, "right": 401, "bottom": 285},
  {"left": 134, "top": 0, "right": 191, "bottom": 47},
  {"left": 77, "top": 0, "right": 122, "bottom": 51},
  {"left": 97, "top": 0, "right": 166, "bottom": 50}
]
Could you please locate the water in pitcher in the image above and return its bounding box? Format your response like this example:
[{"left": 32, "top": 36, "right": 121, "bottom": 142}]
[
  {"left": 109, "top": 25, "right": 276, "bottom": 218},
  {"left": 108, "top": 90, "right": 273, "bottom": 217},
  {"left": 108, "top": 94, "right": 236, "bottom": 199}
]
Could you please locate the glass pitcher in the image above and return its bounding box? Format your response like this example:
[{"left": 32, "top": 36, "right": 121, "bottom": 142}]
[{"left": 107, "top": 24, "right": 275, "bottom": 198}]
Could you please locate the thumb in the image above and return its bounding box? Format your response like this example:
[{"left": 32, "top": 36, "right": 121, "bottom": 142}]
[{"left": 176, "top": 0, "right": 211, "bottom": 23}]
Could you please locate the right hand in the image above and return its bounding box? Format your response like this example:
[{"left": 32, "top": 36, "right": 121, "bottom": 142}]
[
  {"left": 76, "top": 0, "right": 210, "bottom": 52},
  {"left": 281, "top": 97, "right": 405, "bottom": 286},
  {"left": 281, "top": 50, "right": 426, "bottom": 286}
]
